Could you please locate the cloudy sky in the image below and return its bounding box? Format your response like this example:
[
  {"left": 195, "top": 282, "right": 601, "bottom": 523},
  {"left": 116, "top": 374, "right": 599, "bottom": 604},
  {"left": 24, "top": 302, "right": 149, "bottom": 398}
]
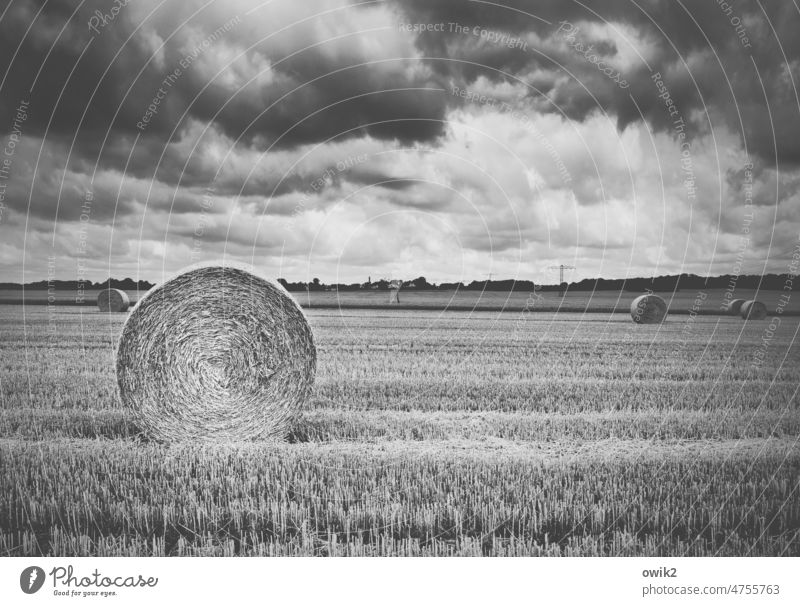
[{"left": 0, "top": 0, "right": 798, "bottom": 285}]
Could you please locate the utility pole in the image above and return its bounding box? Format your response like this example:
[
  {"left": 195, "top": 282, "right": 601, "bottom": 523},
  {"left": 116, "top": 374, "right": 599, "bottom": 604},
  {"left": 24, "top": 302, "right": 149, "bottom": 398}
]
[
  {"left": 549, "top": 264, "right": 576, "bottom": 296},
  {"left": 549, "top": 264, "right": 576, "bottom": 285}
]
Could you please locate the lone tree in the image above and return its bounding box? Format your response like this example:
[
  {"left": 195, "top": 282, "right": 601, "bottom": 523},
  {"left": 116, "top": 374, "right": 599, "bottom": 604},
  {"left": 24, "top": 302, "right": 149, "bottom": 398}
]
[{"left": 410, "top": 276, "right": 430, "bottom": 289}]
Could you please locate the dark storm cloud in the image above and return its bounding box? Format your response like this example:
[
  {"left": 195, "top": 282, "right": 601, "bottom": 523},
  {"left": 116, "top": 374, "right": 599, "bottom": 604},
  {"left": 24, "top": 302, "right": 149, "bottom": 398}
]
[
  {"left": 6, "top": 0, "right": 795, "bottom": 181},
  {"left": 8, "top": 168, "right": 137, "bottom": 223},
  {"left": 0, "top": 0, "right": 448, "bottom": 163},
  {"left": 2, "top": 0, "right": 798, "bottom": 283},
  {"left": 0, "top": 2, "right": 169, "bottom": 142},
  {"left": 3, "top": 0, "right": 797, "bottom": 169},
  {"left": 0, "top": 0, "right": 454, "bottom": 229},
  {"left": 3, "top": 161, "right": 219, "bottom": 223},
  {"left": 188, "top": 63, "right": 448, "bottom": 148},
  {"left": 391, "top": 0, "right": 800, "bottom": 166}
]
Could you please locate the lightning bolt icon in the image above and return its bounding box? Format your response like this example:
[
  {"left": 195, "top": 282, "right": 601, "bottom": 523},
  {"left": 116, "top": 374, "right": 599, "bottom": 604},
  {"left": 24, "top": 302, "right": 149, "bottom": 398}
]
[{"left": 29, "top": 569, "right": 38, "bottom": 589}]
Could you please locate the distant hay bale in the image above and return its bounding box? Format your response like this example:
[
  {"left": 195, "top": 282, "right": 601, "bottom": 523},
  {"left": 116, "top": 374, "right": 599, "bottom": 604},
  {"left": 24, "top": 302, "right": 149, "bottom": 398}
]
[
  {"left": 116, "top": 264, "right": 316, "bottom": 442},
  {"left": 97, "top": 288, "right": 130, "bottom": 312},
  {"left": 630, "top": 294, "right": 668, "bottom": 324},
  {"left": 725, "top": 298, "right": 746, "bottom": 316},
  {"left": 740, "top": 300, "right": 767, "bottom": 320}
]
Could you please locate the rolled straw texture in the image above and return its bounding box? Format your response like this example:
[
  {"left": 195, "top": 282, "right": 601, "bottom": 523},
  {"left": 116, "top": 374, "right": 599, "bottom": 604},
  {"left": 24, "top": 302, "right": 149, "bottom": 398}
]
[
  {"left": 630, "top": 294, "right": 668, "bottom": 324},
  {"left": 740, "top": 300, "right": 767, "bottom": 320},
  {"left": 116, "top": 265, "right": 316, "bottom": 442},
  {"left": 725, "top": 298, "right": 746, "bottom": 316},
  {"left": 97, "top": 288, "right": 130, "bottom": 312}
]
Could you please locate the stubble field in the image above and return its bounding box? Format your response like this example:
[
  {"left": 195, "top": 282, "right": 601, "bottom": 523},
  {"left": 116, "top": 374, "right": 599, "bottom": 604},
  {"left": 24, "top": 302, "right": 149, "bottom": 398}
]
[{"left": 1, "top": 306, "right": 798, "bottom": 556}]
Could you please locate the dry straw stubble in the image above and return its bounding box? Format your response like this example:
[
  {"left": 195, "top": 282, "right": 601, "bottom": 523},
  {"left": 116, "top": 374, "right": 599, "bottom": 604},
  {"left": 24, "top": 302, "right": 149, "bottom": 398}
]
[
  {"left": 116, "top": 265, "right": 316, "bottom": 442},
  {"left": 97, "top": 288, "right": 130, "bottom": 312}
]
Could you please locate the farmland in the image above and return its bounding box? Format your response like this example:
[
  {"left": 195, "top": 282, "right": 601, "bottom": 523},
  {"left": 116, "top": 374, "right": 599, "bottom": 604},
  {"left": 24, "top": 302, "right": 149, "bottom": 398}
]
[
  {"left": 1, "top": 305, "right": 799, "bottom": 556},
  {"left": 3, "top": 287, "right": 800, "bottom": 315}
]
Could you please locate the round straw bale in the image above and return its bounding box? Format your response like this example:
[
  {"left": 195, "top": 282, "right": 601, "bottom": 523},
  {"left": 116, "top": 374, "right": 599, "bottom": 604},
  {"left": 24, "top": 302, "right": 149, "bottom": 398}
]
[
  {"left": 116, "top": 264, "right": 316, "bottom": 442},
  {"left": 97, "top": 288, "right": 130, "bottom": 312},
  {"left": 630, "top": 294, "right": 668, "bottom": 324},
  {"left": 725, "top": 298, "right": 746, "bottom": 316},
  {"left": 740, "top": 300, "right": 767, "bottom": 320}
]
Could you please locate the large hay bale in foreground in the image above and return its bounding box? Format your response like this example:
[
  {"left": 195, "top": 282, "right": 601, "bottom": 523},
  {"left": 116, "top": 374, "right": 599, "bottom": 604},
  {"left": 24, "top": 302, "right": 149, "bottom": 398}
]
[
  {"left": 97, "top": 288, "right": 130, "bottom": 312},
  {"left": 116, "top": 265, "right": 316, "bottom": 442},
  {"left": 725, "top": 298, "right": 746, "bottom": 316},
  {"left": 630, "top": 294, "right": 667, "bottom": 324},
  {"left": 740, "top": 300, "right": 767, "bottom": 320}
]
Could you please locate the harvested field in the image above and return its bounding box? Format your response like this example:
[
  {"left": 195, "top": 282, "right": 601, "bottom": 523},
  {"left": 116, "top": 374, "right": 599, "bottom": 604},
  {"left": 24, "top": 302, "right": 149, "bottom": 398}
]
[{"left": 0, "top": 306, "right": 798, "bottom": 556}]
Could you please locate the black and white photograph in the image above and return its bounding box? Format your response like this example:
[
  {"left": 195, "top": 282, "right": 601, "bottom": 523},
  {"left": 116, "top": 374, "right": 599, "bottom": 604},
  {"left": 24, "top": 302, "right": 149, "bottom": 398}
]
[{"left": 0, "top": 0, "right": 799, "bottom": 602}]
